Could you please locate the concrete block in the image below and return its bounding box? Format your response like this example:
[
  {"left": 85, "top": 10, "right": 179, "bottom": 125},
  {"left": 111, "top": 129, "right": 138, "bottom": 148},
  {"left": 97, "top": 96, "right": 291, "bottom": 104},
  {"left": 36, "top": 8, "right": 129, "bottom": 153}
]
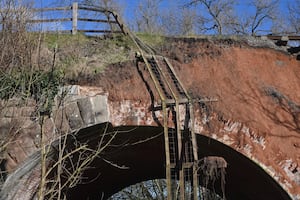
[
  {"left": 90, "top": 95, "right": 109, "bottom": 124},
  {"left": 58, "top": 85, "right": 80, "bottom": 96},
  {"left": 56, "top": 85, "right": 82, "bottom": 105},
  {"left": 65, "top": 102, "right": 84, "bottom": 130},
  {"left": 77, "top": 97, "right": 95, "bottom": 126},
  {"left": 53, "top": 108, "right": 71, "bottom": 133}
]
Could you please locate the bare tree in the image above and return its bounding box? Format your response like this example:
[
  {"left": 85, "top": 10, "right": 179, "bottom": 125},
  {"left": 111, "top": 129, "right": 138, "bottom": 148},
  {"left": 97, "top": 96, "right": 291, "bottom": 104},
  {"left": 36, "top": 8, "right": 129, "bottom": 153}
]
[
  {"left": 161, "top": 5, "right": 197, "bottom": 36},
  {"left": 185, "top": 0, "right": 237, "bottom": 35},
  {"left": 134, "top": 0, "right": 164, "bottom": 34},
  {"left": 180, "top": 8, "right": 197, "bottom": 35},
  {"left": 230, "top": 0, "right": 279, "bottom": 35},
  {"left": 247, "top": 0, "right": 279, "bottom": 35},
  {"left": 287, "top": 0, "right": 300, "bottom": 34},
  {"left": 81, "top": 0, "right": 122, "bottom": 12}
]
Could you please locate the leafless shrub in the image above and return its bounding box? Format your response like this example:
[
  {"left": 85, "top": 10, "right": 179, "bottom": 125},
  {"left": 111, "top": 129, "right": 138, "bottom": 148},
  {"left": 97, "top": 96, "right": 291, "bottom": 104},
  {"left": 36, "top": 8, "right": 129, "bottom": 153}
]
[
  {"left": 0, "top": 0, "right": 37, "bottom": 71},
  {"left": 198, "top": 156, "right": 227, "bottom": 200}
]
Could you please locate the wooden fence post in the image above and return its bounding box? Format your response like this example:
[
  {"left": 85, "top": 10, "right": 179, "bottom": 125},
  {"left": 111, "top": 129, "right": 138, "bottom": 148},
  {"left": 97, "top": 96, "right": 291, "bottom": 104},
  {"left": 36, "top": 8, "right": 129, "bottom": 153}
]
[{"left": 72, "top": 2, "right": 78, "bottom": 35}]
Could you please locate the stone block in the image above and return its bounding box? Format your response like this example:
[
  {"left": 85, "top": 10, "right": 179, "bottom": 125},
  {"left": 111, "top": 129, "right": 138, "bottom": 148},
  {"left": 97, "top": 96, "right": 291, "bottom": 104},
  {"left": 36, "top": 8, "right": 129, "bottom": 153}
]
[
  {"left": 53, "top": 108, "right": 71, "bottom": 133},
  {"left": 24, "top": 99, "right": 36, "bottom": 107},
  {"left": 23, "top": 122, "right": 41, "bottom": 140},
  {"left": 43, "top": 117, "right": 55, "bottom": 139},
  {"left": 65, "top": 102, "right": 84, "bottom": 130},
  {"left": 0, "top": 118, "right": 12, "bottom": 139},
  {"left": 295, "top": 171, "right": 300, "bottom": 186},
  {"left": 15, "top": 118, "right": 37, "bottom": 130},
  {"left": 90, "top": 95, "right": 109, "bottom": 124},
  {"left": 0, "top": 107, "right": 21, "bottom": 117},
  {"left": 5, "top": 98, "right": 22, "bottom": 107},
  {"left": 58, "top": 85, "right": 80, "bottom": 96},
  {"left": 55, "top": 85, "right": 82, "bottom": 106},
  {"left": 21, "top": 107, "right": 36, "bottom": 117},
  {"left": 77, "top": 97, "right": 95, "bottom": 126},
  {"left": 0, "top": 117, "right": 12, "bottom": 128},
  {"left": 1, "top": 97, "right": 35, "bottom": 107}
]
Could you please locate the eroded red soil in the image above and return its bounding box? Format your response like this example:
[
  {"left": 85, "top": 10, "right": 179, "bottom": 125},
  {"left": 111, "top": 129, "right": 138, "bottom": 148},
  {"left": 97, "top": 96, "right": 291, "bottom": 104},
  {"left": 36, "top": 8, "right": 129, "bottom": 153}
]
[{"left": 77, "top": 37, "right": 300, "bottom": 196}]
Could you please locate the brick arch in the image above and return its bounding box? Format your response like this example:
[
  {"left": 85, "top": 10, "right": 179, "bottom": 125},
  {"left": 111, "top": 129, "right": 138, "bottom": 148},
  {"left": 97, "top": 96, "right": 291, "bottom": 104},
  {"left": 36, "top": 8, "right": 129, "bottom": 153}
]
[
  {"left": 0, "top": 87, "right": 296, "bottom": 200},
  {"left": 63, "top": 124, "right": 291, "bottom": 200},
  {"left": 0, "top": 123, "right": 292, "bottom": 200}
]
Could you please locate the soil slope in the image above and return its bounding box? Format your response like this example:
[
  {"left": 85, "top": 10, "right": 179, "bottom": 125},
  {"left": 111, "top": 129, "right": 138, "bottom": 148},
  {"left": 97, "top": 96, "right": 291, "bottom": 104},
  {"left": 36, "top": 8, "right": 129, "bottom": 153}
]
[{"left": 76, "top": 37, "right": 300, "bottom": 197}]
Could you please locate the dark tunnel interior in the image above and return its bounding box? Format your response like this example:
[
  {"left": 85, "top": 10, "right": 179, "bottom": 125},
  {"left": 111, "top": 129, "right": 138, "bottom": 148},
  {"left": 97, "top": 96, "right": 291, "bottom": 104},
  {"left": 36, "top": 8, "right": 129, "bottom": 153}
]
[{"left": 64, "top": 124, "right": 291, "bottom": 200}]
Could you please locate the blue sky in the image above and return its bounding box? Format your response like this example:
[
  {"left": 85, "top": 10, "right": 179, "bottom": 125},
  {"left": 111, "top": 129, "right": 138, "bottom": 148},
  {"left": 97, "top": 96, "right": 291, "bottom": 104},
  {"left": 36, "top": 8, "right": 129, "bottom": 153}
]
[{"left": 32, "top": 0, "right": 297, "bottom": 35}]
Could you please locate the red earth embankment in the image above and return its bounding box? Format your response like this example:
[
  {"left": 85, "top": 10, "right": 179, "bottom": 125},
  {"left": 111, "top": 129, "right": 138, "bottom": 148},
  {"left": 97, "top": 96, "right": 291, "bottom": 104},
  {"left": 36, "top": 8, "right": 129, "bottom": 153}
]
[{"left": 76, "top": 37, "right": 300, "bottom": 197}]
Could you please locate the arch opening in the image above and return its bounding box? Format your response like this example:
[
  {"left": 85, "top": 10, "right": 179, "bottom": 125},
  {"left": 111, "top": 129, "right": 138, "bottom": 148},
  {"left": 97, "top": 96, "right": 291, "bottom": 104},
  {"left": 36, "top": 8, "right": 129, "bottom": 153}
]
[
  {"left": 59, "top": 124, "right": 291, "bottom": 200},
  {"left": 109, "top": 178, "right": 225, "bottom": 200}
]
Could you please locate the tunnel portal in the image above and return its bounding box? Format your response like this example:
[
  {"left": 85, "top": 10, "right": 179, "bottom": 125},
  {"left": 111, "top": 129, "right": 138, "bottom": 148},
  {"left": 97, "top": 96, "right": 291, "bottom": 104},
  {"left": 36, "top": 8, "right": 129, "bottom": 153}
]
[{"left": 62, "top": 124, "right": 291, "bottom": 200}]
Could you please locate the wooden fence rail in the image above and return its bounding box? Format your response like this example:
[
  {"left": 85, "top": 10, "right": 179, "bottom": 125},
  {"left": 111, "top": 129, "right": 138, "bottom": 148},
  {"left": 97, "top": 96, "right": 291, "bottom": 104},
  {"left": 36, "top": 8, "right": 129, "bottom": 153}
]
[{"left": 0, "top": 2, "right": 127, "bottom": 35}]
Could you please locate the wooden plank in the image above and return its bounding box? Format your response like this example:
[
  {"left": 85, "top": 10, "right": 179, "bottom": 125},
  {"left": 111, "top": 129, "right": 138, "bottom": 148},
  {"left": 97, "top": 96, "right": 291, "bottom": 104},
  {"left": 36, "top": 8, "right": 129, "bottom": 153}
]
[
  {"left": 170, "top": 162, "right": 193, "bottom": 168},
  {"left": 77, "top": 6, "right": 111, "bottom": 14},
  {"left": 31, "top": 30, "right": 72, "bottom": 34},
  {"left": 72, "top": 2, "right": 78, "bottom": 35},
  {"left": 32, "top": 6, "right": 71, "bottom": 12},
  {"left": 77, "top": 18, "right": 118, "bottom": 24},
  {"left": 27, "top": 18, "right": 72, "bottom": 23},
  {"left": 165, "top": 98, "right": 189, "bottom": 105},
  {"left": 266, "top": 35, "right": 300, "bottom": 41},
  {"left": 77, "top": 29, "right": 122, "bottom": 33}
]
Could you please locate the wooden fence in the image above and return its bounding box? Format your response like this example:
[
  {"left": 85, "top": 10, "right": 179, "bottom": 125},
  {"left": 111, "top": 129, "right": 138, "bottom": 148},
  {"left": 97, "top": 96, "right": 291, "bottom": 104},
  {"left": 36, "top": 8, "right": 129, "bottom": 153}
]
[{"left": 1, "top": 2, "right": 127, "bottom": 35}]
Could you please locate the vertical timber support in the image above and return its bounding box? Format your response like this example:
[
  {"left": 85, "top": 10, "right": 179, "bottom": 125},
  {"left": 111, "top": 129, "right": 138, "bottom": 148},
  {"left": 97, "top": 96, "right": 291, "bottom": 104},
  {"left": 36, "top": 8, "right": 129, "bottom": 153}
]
[
  {"left": 129, "top": 29, "right": 204, "bottom": 199},
  {"left": 163, "top": 101, "right": 172, "bottom": 200},
  {"left": 190, "top": 103, "right": 199, "bottom": 200},
  {"left": 72, "top": 2, "right": 78, "bottom": 35},
  {"left": 176, "top": 101, "right": 185, "bottom": 200}
]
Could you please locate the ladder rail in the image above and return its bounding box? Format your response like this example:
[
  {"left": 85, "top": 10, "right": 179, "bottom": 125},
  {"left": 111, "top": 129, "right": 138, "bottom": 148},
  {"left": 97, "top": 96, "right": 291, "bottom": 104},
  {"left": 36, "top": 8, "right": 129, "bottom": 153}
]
[
  {"left": 164, "top": 57, "right": 199, "bottom": 199},
  {"left": 127, "top": 32, "right": 174, "bottom": 200},
  {"left": 128, "top": 29, "right": 199, "bottom": 200},
  {"left": 152, "top": 55, "right": 185, "bottom": 200}
]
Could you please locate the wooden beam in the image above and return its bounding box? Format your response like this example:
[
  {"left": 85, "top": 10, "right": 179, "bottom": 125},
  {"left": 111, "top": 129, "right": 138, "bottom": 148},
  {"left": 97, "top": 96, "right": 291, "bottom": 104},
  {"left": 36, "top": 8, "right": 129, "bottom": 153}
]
[
  {"left": 77, "top": 30, "right": 123, "bottom": 33},
  {"left": 32, "top": 6, "right": 72, "bottom": 12},
  {"left": 27, "top": 18, "right": 72, "bottom": 23},
  {"left": 266, "top": 35, "right": 300, "bottom": 41},
  {"left": 77, "top": 18, "right": 118, "bottom": 24},
  {"left": 72, "top": 2, "right": 78, "bottom": 35}
]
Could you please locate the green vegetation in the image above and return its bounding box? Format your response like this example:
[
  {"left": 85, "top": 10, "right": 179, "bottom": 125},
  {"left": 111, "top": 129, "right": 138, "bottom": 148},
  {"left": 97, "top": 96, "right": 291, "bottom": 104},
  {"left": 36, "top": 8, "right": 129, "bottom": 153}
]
[
  {"left": 41, "top": 32, "right": 165, "bottom": 80},
  {"left": 0, "top": 69, "right": 63, "bottom": 113},
  {"left": 0, "top": 30, "right": 168, "bottom": 103},
  {"left": 136, "top": 32, "right": 165, "bottom": 48}
]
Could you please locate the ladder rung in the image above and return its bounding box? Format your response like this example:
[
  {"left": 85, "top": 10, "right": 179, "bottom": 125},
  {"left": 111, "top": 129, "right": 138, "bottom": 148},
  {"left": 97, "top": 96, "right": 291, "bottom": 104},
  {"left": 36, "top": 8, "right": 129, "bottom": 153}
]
[
  {"left": 163, "top": 98, "right": 189, "bottom": 105},
  {"left": 170, "top": 162, "right": 194, "bottom": 168}
]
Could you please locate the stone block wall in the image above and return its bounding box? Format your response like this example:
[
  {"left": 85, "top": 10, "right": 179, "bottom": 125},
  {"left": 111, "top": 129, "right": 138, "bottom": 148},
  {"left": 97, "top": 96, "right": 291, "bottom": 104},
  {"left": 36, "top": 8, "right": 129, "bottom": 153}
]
[{"left": 0, "top": 85, "right": 110, "bottom": 171}]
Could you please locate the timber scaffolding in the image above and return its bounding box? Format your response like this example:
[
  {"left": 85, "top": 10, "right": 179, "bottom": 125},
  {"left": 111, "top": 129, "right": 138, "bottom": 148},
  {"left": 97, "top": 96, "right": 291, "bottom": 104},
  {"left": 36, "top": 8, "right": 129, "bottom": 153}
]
[
  {"left": 123, "top": 26, "right": 218, "bottom": 200},
  {"left": 132, "top": 39, "right": 200, "bottom": 199},
  {"left": 110, "top": 7, "right": 219, "bottom": 200}
]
